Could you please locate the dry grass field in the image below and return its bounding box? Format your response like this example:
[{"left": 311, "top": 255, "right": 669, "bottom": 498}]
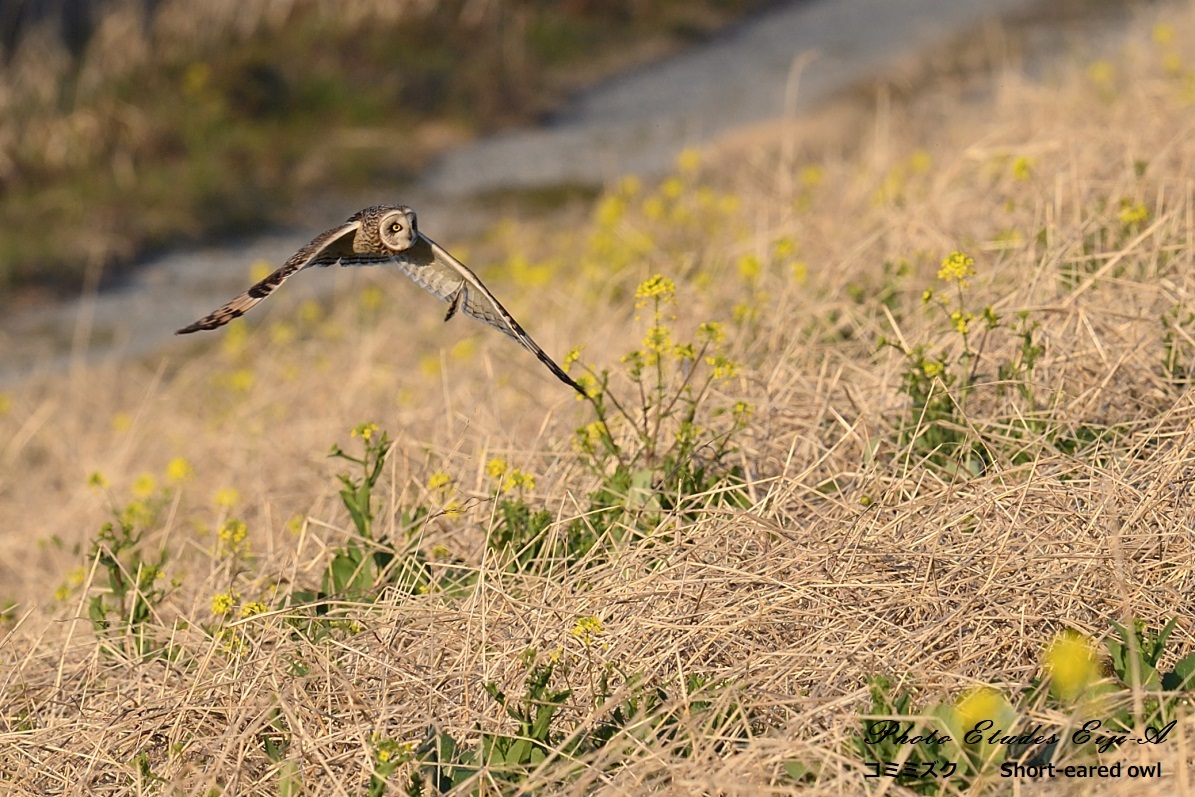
[{"left": 5, "top": 4, "right": 1195, "bottom": 795}]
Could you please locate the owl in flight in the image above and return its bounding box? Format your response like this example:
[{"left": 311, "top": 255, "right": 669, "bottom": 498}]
[{"left": 177, "top": 204, "right": 585, "bottom": 396}]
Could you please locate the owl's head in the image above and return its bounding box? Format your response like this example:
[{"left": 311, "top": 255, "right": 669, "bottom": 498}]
[{"left": 376, "top": 206, "right": 417, "bottom": 252}]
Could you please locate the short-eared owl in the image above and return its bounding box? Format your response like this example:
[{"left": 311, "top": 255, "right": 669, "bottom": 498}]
[{"left": 177, "top": 204, "right": 584, "bottom": 395}]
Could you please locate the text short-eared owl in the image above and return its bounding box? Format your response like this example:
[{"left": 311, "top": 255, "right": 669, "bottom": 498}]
[{"left": 177, "top": 204, "right": 584, "bottom": 395}]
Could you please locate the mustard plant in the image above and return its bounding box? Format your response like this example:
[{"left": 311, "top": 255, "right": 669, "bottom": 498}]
[
  {"left": 82, "top": 475, "right": 176, "bottom": 660},
  {"left": 259, "top": 705, "right": 301, "bottom": 797},
  {"left": 412, "top": 655, "right": 573, "bottom": 794},
  {"left": 483, "top": 458, "right": 568, "bottom": 573},
  {"left": 847, "top": 620, "right": 1195, "bottom": 794},
  {"left": 883, "top": 252, "right": 1046, "bottom": 474},
  {"left": 1102, "top": 618, "right": 1195, "bottom": 727},
  {"left": 411, "top": 649, "right": 753, "bottom": 795},
  {"left": 568, "top": 274, "right": 750, "bottom": 542},
  {"left": 1162, "top": 303, "right": 1195, "bottom": 389},
  {"left": 86, "top": 514, "right": 170, "bottom": 660},
  {"left": 368, "top": 736, "right": 413, "bottom": 797},
  {"left": 291, "top": 424, "right": 430, "bottom": 624}
]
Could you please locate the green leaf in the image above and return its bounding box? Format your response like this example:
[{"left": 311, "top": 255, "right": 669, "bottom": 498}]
[
  {"left": 1162, "top": 653, "right": 1195, "bottom": 691},
  {"left": 276, "top": 760, "right": 301, "bottom": 797},
  {"left": 783, "top": 761, "right": 815, "bottom": 782},
  {"left": 505, "top": 737, "right": 532, "bottom": 766},
  {"left": 327, "top": 546, "right": 371, "bottom": 595}
]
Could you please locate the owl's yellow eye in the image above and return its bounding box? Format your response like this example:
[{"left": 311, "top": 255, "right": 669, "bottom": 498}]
[{"left": 390, "top": 222, "right": 403, "bottom": 233}]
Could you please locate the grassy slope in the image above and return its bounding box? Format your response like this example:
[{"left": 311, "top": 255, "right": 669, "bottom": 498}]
[{"left": 4, "top": 3, "right": 1195, "bottom": 794}]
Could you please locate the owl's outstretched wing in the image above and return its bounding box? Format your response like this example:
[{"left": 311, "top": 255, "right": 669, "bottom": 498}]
[
  {"left": 392, "top": 234, "right": 586, "bottom": 396},
  {"left": 176, "top": 220, "right": 366, "bottom": 334}
]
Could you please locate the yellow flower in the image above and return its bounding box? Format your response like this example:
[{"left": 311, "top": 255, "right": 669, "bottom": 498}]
[
  {"left": 921, "top": 360, "right": 944, "bottom": 378},
  {"left": 286, "top": 515, "right": 305, "bottom": 534},
  {"left": 0, "top": 392, "right": 11, "bottom": 416},
  {"left": 799, "top": 164, "right": 824, "bottom": 187},
  {"left": 1044, "top": 631, "right": 1102, "bottom": 703},
  {"left": 211, "top": 592, "right": 237, "bottom": 616},
  {"left": 908, "top": 149, "right": 932, "bottom": 173},
  {"left": 737, "top": 254, "right": 762, "bottom": 282},
  {"left": 574, "top": 373, "right": 598, "bottom": 400},
  {"left": 131, "top": 473, "right": 157, "bottom": 499},
  {"left": 220, "top": 322, "right": 249, "bottom": 358},
  {"left": 450, "top": 338, "right": 476, "bottom": 361},
  {"left": 642, "top": 196, "right": 665, "bottom": 220},
  {"left": 617, "top": 175, "right": 642, "bottom": 196},
  {"left": 419, "top": 353, "right": 441, "bottom": 377},
  {"left": 1118, "top": 200, "right": 1149, "bottom": 227},
  {"left": 298, "top": 300, "right": 323, "bottom": 324},
  {"left": 643, "top": 324, "right": 672, "bottom": 355},
  {"left": 1152, "top": 22, "right": 1175, "bottom": 45},
  {"left": 955, "top": 687, "right": 1011, "bottom": 738},
  {"left": 352, "top": 423, "right": 380, "bottom": 441},
  {"left": 427, "top": 471, "right": 452, "bottom": 491},
  {"left": 214, "top": 487, "right": 240, "bottom": 509},
  {"left": 360, "top": 284, "right": 385, "bottom": 311},
  {"left": 573, "top": 421, "right": 605, "bottom": 455},
  {"left": 732, "top": 401, "right": 753, "bottom": 423},
  {"left": 165, "top": 457, "right": 193, "bottom": 484},
  {"left": 502, "top": 468, "right": 536, "bottom": 492},
  {"left": 937, "top": 251, "right": 976, "bottom": 286},
  {"left": 950, "top": 311, "right": 973, "bottom": 335},
  {"left": 1011, "top": 156, "right": 1033, "bottom": 182},
  {"left": 238, "top": 601, "right": 269, "bottom": 618},
  {"left": 226, "top": 369, "right": 255, "bottom": 393},
  {"left": 660, "top": 176, "right": 684, "bottom": 200},
  {"left": 697, "top": 322, "right": 726, "bottom": 345},
  {"left": 1087, "top": 59, "right": 1115, "bottom": 88},
  {"left": 732, "top": 302, "right": 756, "bottom": 325},
  {"left": 120, "top": 499, "right": 154, "bottom": 528},
  {"left": 485, "top": 457, "right": 507, "bottom": 479},
  {"left": 218, "top": 519, "right": 249, "bottom": 555},
  {"left": 249, "top": 260, "right": 273, "bottom": 282},
  {"left": 706, "top": 355, "right": 738, "bottom": 381},
  {"left": 88, "top": 471, "right": 109, "bottom": 490},
  {"left": 571, "top": 615, "right": 604, "bottom": 646},
  {"left": 676, "top": 148, "right": 701, "bottom": 174},
  {"left": 563, "top": 347, "right": 582, "bottom": 372},
  {"left": 111, "top": 412, "right": 132, "bottom": 433},
  {"left": 635, "top": 274, "right": 676, "bottom": 307},
  {"left": 772, "top": 238, "right": 797, "bottom": 259}
]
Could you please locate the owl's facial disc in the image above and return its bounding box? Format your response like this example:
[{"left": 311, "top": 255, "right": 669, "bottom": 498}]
[{"left": 379, "top": 209, "right": 417, "bottom": 252}]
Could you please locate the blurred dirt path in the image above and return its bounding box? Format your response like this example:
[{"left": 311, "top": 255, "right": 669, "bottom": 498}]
[
  {"left": 423, "top": 0, "right": 1052, "bottom": 195},
  {"left": 0, "top": 0, "right": 1136, "bottom": 387}
]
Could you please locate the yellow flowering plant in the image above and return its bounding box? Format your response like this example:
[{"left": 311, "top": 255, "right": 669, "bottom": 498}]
[
  {"left": 86, "top": 509, "right": 171, "bottom": 660},
  {"left": 297, "top": 424, "right": 433, "bottom": 608},
  {"left": 566, "top": 274, "right": 751, "bottom": 540},
  {"left": 881, "top": 251, "right": 1044, "bottom": 475}
]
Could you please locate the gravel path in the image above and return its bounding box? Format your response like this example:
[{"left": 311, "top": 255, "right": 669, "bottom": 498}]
[{"left": 0, "top": 0, "right": 1134, "bottom": 386}]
